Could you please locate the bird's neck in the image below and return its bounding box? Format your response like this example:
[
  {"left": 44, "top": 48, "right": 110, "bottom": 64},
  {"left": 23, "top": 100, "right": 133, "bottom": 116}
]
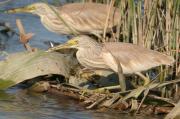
[{"left": 78, "top": 43, "right": 102, "bottom": 57}]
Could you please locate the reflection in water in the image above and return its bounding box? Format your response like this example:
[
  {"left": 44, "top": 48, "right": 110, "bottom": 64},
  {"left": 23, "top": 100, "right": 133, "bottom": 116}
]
[
  {"left": 0, "top": 88, "right": 111, "bottom": 119},
  {"left": 0, "top": 87, "right": 162, "bottom": 119}
]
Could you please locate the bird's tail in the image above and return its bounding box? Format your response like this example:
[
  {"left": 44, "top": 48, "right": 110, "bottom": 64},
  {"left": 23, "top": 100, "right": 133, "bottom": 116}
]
[{"left": 160, "top": 54, "right": 175, "bottom": 66}]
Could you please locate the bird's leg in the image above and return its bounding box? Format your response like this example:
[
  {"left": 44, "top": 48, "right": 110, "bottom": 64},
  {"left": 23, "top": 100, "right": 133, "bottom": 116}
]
[
  {"left": 92, "top": 58, "right": 126, "bottom": 93},
  {"left": 135, "top": 72, "right": 150, "bottom": 86},
  {"left": 115, "top": 57, "right": 126, "bottom": 92}
]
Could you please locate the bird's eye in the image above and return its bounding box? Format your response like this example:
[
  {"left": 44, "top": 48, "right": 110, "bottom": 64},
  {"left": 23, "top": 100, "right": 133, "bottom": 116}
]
[{"left": 72, "top": 40, "right": 78, "bottom": 45}]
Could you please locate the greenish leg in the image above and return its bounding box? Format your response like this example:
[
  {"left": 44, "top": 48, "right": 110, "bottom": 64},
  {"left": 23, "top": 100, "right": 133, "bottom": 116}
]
[{"left": 135, "top": 72, "right": 150, "bottom": 86}]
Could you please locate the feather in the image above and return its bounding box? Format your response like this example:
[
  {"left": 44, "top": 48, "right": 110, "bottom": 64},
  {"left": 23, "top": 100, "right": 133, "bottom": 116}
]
[{"left": 102, "top": 42, "right": 174, "bottom": 74}]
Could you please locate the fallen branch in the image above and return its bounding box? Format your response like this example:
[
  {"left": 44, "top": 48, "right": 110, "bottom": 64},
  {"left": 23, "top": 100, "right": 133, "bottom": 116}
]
[
  {"left": 86, "top": 96, "right": 106, "bottom": 109},
  {"left": 16, "top": 19, "right": 34, "bottom": 52}
]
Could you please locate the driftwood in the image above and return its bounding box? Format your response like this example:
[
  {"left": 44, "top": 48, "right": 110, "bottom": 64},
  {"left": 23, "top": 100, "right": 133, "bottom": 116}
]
[{"left": 46, "top": 80, "right": 180, "bottom": 114}]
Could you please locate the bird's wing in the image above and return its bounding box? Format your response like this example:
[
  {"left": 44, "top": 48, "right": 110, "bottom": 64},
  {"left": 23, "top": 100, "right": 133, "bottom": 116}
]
[
  {"left": 102, "top": 42, "right": 174, "bottom": 74},
  {"left": 58, "top": 3, "right": 120, "bottom": 33},
  {"left": 101, "top": 48, "right": 118, "bottom": 72}
]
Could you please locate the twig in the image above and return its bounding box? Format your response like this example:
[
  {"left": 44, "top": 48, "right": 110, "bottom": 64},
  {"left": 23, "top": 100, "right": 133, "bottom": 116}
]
[
  {"left": 165, "top": 99, "right": 180, "bottom": 119},
  {"left": 86, "top": 96, "right": 106, "bottom": 109},
  {"left": 148, "top": 95, "right": 176, "bottom": 106},
  {"left": 101, "top": 94, "right": 120, "bottom": 107},
  {"left": 135, "top": 88, "right": 149, "bottom": 114},
  {"left": 103, "top": 0, "right": 115, "bottom": 41},
  {"left": 16, "top": 19, "right": 34, "bottom": 52}
]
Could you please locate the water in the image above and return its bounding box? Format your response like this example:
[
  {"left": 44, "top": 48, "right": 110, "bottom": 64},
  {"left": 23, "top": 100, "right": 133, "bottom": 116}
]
[
  {"left": 0, "top": 87, "right": 161, "bottom": 119},
  {"left": 0, "top": 0, "right": 68, "bottom": 53},
  {"left": 0, "top": 1, "right": 162, "bottom": 119}
]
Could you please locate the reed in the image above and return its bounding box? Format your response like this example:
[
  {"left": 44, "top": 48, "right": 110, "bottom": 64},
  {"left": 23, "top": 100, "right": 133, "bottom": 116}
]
[
  {"left": 41, "top": 0, "right": 179, "bottom": 91},
  {"left": 83, "top": 0, "right": 179, "bottom": 76},
  {"left": 50, "top": 0, "right": 179, "bottom": 84}
]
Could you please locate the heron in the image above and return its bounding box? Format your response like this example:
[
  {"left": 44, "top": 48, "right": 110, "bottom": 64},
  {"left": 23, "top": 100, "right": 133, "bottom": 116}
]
[
  {"left": 47, "top": 35, "right": 174, "bottom": 91},
  {"left": 6, "top": 2, "right": 120, "bottom": 36}
]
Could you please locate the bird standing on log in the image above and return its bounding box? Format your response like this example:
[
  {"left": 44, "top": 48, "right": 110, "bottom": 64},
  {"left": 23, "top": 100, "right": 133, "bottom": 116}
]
[{"left": 48, "top": 35, "right": 174, "bottom": 90}]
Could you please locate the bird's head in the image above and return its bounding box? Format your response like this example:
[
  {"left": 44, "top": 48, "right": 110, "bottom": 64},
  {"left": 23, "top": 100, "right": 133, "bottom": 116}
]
[
  {"left": 48, "top": 36, "right": 100, "bottom": 52},
  {"left": 5, "top": 2, "right": 53, "bottom": 16}
]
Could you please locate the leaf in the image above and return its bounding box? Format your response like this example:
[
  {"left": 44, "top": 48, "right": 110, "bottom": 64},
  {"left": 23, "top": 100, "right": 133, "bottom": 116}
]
[
  {"left": 123, "top": 86, "right": 146, "bottom": 100},
  {"left": 0, "top": 50, "right": 73, "bottom": 89}
]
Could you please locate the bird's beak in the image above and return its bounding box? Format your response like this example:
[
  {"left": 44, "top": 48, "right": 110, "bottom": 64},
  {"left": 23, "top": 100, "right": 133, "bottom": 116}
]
[
  {"left": 5, "top": 6, "right": 35, "bottom": 14},
  {"left": 56, "top": 43, "right": 73, "bottom": 49},
  {"left": 47, "top": 39, "right": 78, "bottom": 52}
]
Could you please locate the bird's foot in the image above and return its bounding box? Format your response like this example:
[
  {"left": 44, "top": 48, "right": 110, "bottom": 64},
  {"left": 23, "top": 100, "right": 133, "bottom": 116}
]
[
  {"left": 78, "top": 69, "right": 96, "bottom": 79},
  {"left": 80, "top": 89, "right": 87, "bottom": 100},
  {"left": 135, "top": 72, "right": 150, "bottom": 86}
]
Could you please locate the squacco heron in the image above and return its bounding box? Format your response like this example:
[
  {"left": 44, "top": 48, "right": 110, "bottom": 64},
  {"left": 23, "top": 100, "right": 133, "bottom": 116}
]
[
  {"left": 6, "top": 2, "right": 120, "bottom": 35},
  {"left": 48, "top": 35, "right": 174, "bottom": 90}
]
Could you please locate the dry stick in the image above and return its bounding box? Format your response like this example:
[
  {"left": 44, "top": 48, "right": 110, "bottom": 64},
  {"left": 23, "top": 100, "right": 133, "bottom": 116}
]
[
  {"left": 175, "top": 30, "right": 180, "bottom": 76},
  {"left": 165, "top": 0, "right": 171, "bottom": 53},
  {"left": 135, "top": 88, "right": 149, "bottom": 114},
  {"left": 144, "top": 1, "right": 156, "bottom": 47},
  {"left": 50, "top": 78, "right": 180, "bottom": 110},
  {"left": 16, "top": 19, "right": 34, "bottom": 52},
  {"left": 171, "top": 50, "right": 180, "bottom": 52},
  {"left": 101, "top": 94, "right": 120, "bottom": 107},
  {"left": 148, "top": 95, "right": 176, "bottom": 106},
  {"left": 16, "top": 19, "right": 25, "bottom": 33},
  {"left": 165, "top": 99, "right": 180, "bottom": 119},
  {"left": 130, "top": 99, "right": 138, "bottom": 111},
  {"left": 86, "top": 96, "right": 106, "bottom": 109},
  {"left": 137, "top": 0, "right": 143, "bottom": 46},
  {"left": 157, "top": 78, "right": 180, "bottom": 88},
  {"left": 103, "top": 0, "right": 115, "bottom": 42},
  {"left": 178, "top": 65, "right": 180, "bottom": 74},
  {"left": 110, "top": 79, "right": 180, "bottom": 109}
]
